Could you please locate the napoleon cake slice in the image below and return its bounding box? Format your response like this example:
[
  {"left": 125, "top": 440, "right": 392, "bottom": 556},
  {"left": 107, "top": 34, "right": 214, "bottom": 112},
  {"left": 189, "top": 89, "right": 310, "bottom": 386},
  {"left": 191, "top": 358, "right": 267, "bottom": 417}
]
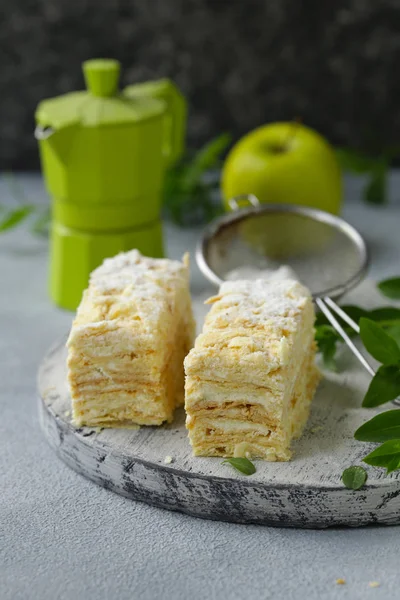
[
  {"left": 67, "top": 250, "right": 195, "bottom": 427},
  {"left": 184, "top": 279, "right": 320, "bottom": 461}
]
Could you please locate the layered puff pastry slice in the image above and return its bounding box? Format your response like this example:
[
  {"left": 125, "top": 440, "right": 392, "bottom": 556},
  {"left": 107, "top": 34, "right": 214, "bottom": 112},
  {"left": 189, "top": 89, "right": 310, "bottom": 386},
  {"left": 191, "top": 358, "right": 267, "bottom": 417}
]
[
  {"left": 67, "top": 250, "right": 195, "bottom": 427},
  {"left": 184, "top": 279, "right": 320, "bottom": 461}
]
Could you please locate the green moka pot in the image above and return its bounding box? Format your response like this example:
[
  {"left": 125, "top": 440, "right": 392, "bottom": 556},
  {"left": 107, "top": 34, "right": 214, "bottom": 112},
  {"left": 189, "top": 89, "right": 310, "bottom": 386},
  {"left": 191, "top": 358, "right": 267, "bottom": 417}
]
[{"left": 35, "top": 59, "right": 186, "bottom": 310}]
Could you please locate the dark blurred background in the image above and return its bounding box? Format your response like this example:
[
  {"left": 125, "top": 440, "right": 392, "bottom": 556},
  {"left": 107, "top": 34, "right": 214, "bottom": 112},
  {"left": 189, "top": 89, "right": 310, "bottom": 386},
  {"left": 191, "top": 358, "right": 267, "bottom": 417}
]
[{"left": 2, "top": 0, "right": 400, "bottom": 170}]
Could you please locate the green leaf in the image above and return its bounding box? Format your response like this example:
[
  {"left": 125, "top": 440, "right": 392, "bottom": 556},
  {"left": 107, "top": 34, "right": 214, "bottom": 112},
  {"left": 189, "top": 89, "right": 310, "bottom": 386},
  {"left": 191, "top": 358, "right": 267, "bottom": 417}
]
[
  {"left": 384, "top": 324, "right": 400, "bottom": 346},
  {"left": 0, "top": 205, "right": 34, "bottom": 232},
  {"left": 363, "top": 439, "right": 400, "bottom": 474},
  {"left": 378, "top": 277, "right": 400, "bottom": 300},
  {"left": 321, "top": 338, "right": 337, "bottom": 371},
  {"left": 341, "top": 466, "right": 368, "bottom": 490},
  {"left": 320, "top": 338, "right": 337, "bottom": 371},
  {"left": 335, "top": 148, "right": 388, "bottom": 205},
  {"left": 359, "top": 318, "right": 400, "bottom": 365},
  {"left": 368, "top": 306, "right": 400, "bottom": 322},
  {"left": 315, "top": 304, "right": 400, "bottom": 328},
  {"left": 386, "top": 455, "right": 400, "bottom": 474},
  {"left": 181, "top": 134, "right": 231, "bottom": 193},
  {"left": 362, "top": 365, "right": 400, "bottom": 408},
  {"left": 315, "top": 325, "right": 339, "bottom": 371},
  {"left": 366, "top": 308, "right": 400, "bottom": 344},
  {"left": 336, "top": 147, "right": 390, "bottom": 207},
  {"left": 315, "top": 305, "right": 400, "bottom": 374},
  {"left": 187, "top": 133, "right": 232, "bottom": 179},
  {"left": 315, "top": 322, "right": 337, "bottom": 341},
  {"left": 314, "top": 324, "right": 337, "bottom": 340},
  {"left": 163, "top": 134, "right": 230, "bottom": 226},
  {"left": 355, "top": 410, "right": 400, "bottom": 442},
  {"left": 222, "top": 457, "right": 256, "bottom": 476},
  {"left": 335, "top": 148, "right": 375, "bottom": 173},
  {"left": 364, "top": 161, "right": 388, "bottom": 205}
]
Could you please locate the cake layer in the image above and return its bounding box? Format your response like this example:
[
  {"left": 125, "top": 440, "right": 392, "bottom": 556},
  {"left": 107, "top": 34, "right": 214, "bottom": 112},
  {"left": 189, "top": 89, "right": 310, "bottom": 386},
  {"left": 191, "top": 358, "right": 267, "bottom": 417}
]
[
  {"left": 69, "top": 328, "right": 190, "bottom": 390},
  {"left": 67, "top": 323, "right": 170, "bottom": 384},
  {"left": 68, "top": 250, "right": 195, "bottom": 427},
  {"left": 185, "top": 279, "right": 315, "bottom": 387}
]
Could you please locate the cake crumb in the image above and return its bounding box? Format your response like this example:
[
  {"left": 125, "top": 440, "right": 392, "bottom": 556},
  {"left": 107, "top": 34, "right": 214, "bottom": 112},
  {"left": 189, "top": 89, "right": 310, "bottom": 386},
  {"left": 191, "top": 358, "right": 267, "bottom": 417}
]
[
  {"left": 336, "top": 579, "right": 346, "bottom": 585},
  {"left": 64, "top": 410, "right": 71, "bottom": 418},
  {"left": 368, "top": 582, "right": 380, "bottom": 588},
  {"left": 164, "top": 456, "right": 174, "bottom": 464}
]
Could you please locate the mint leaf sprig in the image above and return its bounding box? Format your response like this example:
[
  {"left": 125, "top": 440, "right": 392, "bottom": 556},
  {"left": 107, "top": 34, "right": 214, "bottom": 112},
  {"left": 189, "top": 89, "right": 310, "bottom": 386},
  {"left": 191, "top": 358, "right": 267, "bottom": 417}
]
[
  {"left": 0, "top": 173, "right": 50, "bottom": 236},
  {"left": 362, "top": 365, "right": 400, "bottom": 408},
  {"left": 378, "top": 277, "right": 400, "bottom": 300},
  {"left": 345, "top": 316, "right": 400, "bottom": 477},
  {"left": 336, "top": 146, "right": 400, "bottom": 205},
  {"left": 355, "top": 410, "right": 400, "bottom": 443},
  {"left": 342, "top": 466, "right": 368, "bottom": 490},
  {"left": 359, "top": 317, "right": 400, "bottom": 366},
  {"left": 163, "top": 133, "right": 232, "bottom": 226},
  {"left": 222, "top": 457, "right": 256, "bottom": 476},
  {"left": 322, "top": 279, "right": 400, "bottom": 480},
  {"left": 314, "top": 304, "right": 400, "bottom": 370},
  {"left": 0, "top": 205, "right": 35, "bottom": 232},
  {"left": 363, "top": 441, "right": 400, "bottom": 474}
]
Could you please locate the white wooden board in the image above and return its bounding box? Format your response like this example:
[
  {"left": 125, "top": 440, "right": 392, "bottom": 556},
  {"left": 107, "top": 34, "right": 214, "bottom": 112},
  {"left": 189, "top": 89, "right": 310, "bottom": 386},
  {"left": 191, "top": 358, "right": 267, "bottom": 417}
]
[{"left": 38, "top": 281, "right": 400, "bottom": 528}]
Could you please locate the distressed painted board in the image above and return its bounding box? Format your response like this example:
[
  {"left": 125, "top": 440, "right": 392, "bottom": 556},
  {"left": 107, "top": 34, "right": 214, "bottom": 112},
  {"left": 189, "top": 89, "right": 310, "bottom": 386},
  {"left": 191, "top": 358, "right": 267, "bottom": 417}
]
[{"left": 38, "top": 281, "right": 400, "bottom": 528}]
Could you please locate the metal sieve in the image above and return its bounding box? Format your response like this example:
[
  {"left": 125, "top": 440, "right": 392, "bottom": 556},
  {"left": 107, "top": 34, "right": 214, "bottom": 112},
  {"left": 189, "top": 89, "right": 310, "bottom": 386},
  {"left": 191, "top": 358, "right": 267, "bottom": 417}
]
[{"left": 196, "top": 195, "right": 379, "bottom": 378}]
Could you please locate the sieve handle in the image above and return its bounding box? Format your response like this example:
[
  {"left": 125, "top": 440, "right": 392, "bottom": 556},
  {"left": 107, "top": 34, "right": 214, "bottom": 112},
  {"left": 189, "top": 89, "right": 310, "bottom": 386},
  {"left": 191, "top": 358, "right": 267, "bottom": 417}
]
[
  {"left": 318, "top": 297, "right": 400, "bottom": 405},
  {"left": 316, "top": 297, "right": 375, "bottom": 377},
  {"left": 323, "top": 296, "right": 361, "bottom": 333}
]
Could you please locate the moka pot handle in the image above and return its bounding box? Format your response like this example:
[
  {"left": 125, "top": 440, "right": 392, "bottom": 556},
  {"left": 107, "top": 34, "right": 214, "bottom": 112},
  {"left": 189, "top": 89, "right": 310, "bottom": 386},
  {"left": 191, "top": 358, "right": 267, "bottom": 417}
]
[
  {"left": 125, "top": 79, "right": 187, "bottom": 167},
  {"left": 153, "top": 79, "right": 187, "bottom": 167}
]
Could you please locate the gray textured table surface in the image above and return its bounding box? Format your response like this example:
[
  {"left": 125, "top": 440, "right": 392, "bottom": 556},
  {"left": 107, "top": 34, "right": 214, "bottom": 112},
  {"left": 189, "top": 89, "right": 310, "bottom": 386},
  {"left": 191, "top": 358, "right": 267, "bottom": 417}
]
[{"left": 1, "top": 174, "right": 400, "bottom": 600}]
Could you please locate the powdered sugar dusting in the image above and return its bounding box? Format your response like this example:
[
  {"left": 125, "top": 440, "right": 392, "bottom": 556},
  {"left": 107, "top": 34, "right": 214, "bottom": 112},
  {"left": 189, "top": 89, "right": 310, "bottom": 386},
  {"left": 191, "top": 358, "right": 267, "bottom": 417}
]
[
  {"left": 226, "top": 265, "right": 299, "bottom": 282},
  {"left": 207, "top": 279, "right": 310, "bottom": 326},
  {"left": 69, "top": 250, "right": 192, "bottom": 335},
  {"left": 90, "top": 250, "right": 188, "bottom": 295}
]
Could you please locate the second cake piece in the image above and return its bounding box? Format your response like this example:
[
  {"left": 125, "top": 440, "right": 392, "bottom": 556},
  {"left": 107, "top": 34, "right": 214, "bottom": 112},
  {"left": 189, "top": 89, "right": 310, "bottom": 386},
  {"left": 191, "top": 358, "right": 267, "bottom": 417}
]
[{"left": 184, "top": 279, "right": 320, "bottom": 461}]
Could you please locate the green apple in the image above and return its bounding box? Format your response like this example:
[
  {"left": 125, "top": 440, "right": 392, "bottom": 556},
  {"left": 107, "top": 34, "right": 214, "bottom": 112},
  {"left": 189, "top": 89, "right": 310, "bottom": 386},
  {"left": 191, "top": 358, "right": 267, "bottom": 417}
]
[{"left": 221, "top": 122, "right": 342, "bottom": 214}]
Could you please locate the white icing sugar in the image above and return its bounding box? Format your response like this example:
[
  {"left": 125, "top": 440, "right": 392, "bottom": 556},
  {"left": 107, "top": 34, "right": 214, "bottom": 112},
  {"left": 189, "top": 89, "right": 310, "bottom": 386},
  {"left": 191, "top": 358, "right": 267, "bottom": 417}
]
[
  {"left": 206, "top": 279, "right": 310, "bottom": 328},
  {"left": 89, "top": 250, "right": 187, "bottom": 295},
  {"left": 226, "top": 265, "right": 299, "bottom": 282},
  {"left": 221, "top": 278, "right": 308, "bottom": 307}
]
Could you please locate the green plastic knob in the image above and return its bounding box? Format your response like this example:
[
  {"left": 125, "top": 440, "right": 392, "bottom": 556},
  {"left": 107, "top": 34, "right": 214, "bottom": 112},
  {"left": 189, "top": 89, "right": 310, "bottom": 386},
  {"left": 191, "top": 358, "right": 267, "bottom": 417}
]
[{"left": 83, "top": 59, "right": 120, "bottom": 97}]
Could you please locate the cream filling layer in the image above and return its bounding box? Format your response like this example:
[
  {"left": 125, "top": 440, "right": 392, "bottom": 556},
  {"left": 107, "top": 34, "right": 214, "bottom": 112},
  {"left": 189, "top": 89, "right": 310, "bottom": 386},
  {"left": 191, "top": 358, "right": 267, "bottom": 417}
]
[
  {"left": 187, "top": 417, "right": 274, "bottom": 436},
  {"left": 185, "top": 309, "right": 315, "bottom": 388}
]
